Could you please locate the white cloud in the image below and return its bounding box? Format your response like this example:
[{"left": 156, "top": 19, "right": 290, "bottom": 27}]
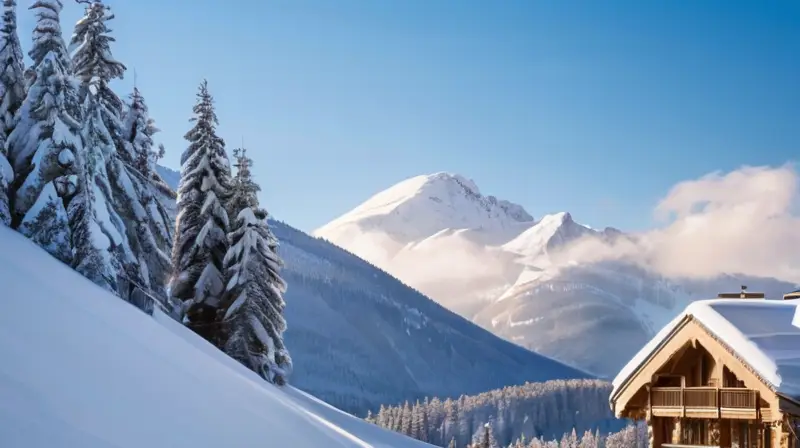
[{"left": 560, "top": 164, "right": 800, "bottom": 282}]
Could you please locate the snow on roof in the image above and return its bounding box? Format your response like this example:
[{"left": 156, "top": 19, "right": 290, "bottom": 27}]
[{"left": 611, "top": 298, "right": 800, "bottom": 402}]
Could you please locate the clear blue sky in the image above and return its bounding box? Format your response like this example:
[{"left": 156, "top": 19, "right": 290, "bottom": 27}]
[{"left": 18, "top": 0, "right": 800, "bottom": 233}]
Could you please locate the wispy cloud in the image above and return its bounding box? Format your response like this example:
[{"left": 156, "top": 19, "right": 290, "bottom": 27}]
[{"left": 561, "top": 164, "right": 800, "bottom": 282}]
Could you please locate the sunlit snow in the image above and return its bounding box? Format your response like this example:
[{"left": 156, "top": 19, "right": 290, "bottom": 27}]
[{"left": 0, "top": 225, "right": 431, "bottom": 447}]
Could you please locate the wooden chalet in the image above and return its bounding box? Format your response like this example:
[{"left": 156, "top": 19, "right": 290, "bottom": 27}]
[{"left": 609, "top": 289, "right": 800, "bottom": 447}]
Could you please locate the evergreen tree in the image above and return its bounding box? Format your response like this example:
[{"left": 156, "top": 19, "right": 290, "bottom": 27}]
[
  {"left": 473, "top": 422, "right": 499, "bottom": 448},
  {"left": 123, "top": 86, "right": 159, "bottom": 176},
  {"left": 420, "top": 402, "right": 430, "bottom": 442},
  {"left": 414, "top": 408, "right": 422, "bottom": 438},
  {"left": 220, "top": 148, "right": 292, "bottom": 384},
  {"left": 116, "top": 85, "right": 173, "bottom": 296},
  {"left": 69, "top": 1, "right": 173, "bottom": 297},
  {"left": 170, "top": 80, "right": 232, "bottom": 342},
  {"left": 227, "top": 147, "right": 258, "bottom": 216},
  {"left": 68, "top": 84, "right": 129, "bottom": 290},
  {"left": 448, "top": 437, "right": 457, "bottom": 448},
  {"left": 7, "top": 0, "right": 79, "bottom": 259},
  {"left": 565, "top": 428, "right": 579, "bottom": 448},
  {"left": 0, "top": 0, "right": 25, "bottom": 225},
  {"left": 377, "top": 404, "right": 387, "bottom": 427},
  {"left": 401, "top": 401, "right": 413, "bottom": 435},
  {"left": 0, "top": 0, "right": 25, "bottom": 133},
  {"left": 68, "top": 0, "right": 124, "bottom": 145}
]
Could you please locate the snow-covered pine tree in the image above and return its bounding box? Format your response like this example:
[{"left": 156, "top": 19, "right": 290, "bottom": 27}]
[
  {"left": 411, "top": 401, "right": 422, "bottom": 439},
  {"left": 474, "top": 421, "right": 499, "bottom": 448},
  {"left": 0, "top": 0, "right": 25, "bottom": 132},
  {"left": 171, "top": 80, "right": 233, "bottom": 342},
  {"left": 124, "top": 87, "right": 159, "bottom": 176},
  {"left": 420, "top": 403, "right": 430, "bottom": 443},
  {"left": 70, "top": 1, "right": 173, "bottom": 297},
  {"left": 376, "top": 404, "right": 387, "bottom": 427},
  {"left": 68, "top": 81, "right": 136, "bottom": 290},
  {"left": 116, "top": 85, "right": 174, "bottom": 296},
  {"left": 226, "top": 147, "right": 259, "bottom": 217},
  {"left": 560, "top": 428, "right": 579, "bottom": 448},
  {"left": 68, "top": 1, "right": 124, "bottom": 144},
  {"left": 401, "top": 401, "right": 413, "bottom": 436},
  {"left": 220, "top": 148, "right": 292, "bottom": 384},
  {"left": 7, "top": 0, "right": 79, "bottom": 259},
  {"left": 0, "top": 0, "right": 25, "bottom": 225}
]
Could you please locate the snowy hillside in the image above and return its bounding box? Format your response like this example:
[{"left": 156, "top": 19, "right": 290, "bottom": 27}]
[
  {"left": 0, "top": 225, "right": 433, "bottom": 448},
  {"left": 314, "top": 172, "right": 797, "bottom": 378},
  {"left": 156, "top": 166, "right": 589, "bottom": 414}
]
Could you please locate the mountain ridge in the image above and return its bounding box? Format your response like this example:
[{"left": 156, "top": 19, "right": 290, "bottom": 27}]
[
  {"left": 313, "top": 170, "right": 797, "bottom": 378},
  {"left": 316, "top": 172, "right": 535, "bottom": 248}
]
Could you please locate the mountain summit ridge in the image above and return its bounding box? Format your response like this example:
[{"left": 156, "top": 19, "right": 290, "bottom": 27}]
[{"left": 316, "top": 172, "right": 535, "bottom": 246}]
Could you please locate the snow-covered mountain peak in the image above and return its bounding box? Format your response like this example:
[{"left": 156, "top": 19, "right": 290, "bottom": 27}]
[
  {"left": 429, "top": 171, "right": 480, "bottom": 195},
  {"left": 502, "top": 212, "right": 595, "bottom": 262},
  {"left": 315, "top": 172, "right": 534, "bottom": 244},
  {"left": 545, "top": 211, "right": 573, "bottom": 225}
]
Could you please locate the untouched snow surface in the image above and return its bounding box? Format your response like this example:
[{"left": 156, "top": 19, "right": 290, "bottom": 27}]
[
  {"left": 0, "top": 225, "right": 431, "bottom": 447},
  {"left": 611, "top": 298, "right": 800, "bottom": 402}
]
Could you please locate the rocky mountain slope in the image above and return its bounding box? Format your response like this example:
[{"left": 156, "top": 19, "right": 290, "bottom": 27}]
[{"left": 314, "top": 172, "right": 797, "bottom": 378}]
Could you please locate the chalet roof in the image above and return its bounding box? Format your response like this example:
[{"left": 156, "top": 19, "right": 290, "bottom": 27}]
[{"left": 611, "top": 298, "right": 800, "bottom": 401}]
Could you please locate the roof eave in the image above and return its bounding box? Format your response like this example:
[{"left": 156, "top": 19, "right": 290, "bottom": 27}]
[{"left": 609, "top": 314, "right": 693, "bottom": 408}]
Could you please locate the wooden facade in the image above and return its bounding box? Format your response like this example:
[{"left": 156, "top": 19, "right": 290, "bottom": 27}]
[{"left": 610, "top": 314, "right": 800, "bottom": 448}]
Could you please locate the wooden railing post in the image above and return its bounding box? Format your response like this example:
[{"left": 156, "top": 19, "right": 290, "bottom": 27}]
[
  {"left": 756, "top": 391, "right": 760, "bottom": 420},
  {"left": 682, "top": 387, "right": 686, "bottom": 417}
]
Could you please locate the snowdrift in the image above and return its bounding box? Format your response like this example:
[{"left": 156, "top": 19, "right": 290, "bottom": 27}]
[{"left": 0, "top": 225, "right": 430, "bottom": 447}]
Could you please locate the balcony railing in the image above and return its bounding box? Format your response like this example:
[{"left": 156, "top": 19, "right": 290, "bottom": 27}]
[{"left": 651, "top": 387, "right": 758, "bottom": 419}]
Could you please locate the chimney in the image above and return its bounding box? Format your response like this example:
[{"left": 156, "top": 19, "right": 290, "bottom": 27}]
[
  {"left": 783, "top": 290, "right": 800, "bottom": 301},
  {"left": 717, "top": 285, "right": 765, "bottom": 299}
]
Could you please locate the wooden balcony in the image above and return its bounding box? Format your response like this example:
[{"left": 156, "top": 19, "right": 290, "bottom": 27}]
[{"left": 651, "top": 387, "right": 759, "bottom": 419}]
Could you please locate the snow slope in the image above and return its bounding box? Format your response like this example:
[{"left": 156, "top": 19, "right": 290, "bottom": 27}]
[
  {"left": 156, "top": 166, "right": 589, "bottom": 415},
  {"left": 314, "top": 172, "right": 797, "bottom": 379},
  {"left": 0, "top": 225, "right": 432, "bottom": 448}
]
